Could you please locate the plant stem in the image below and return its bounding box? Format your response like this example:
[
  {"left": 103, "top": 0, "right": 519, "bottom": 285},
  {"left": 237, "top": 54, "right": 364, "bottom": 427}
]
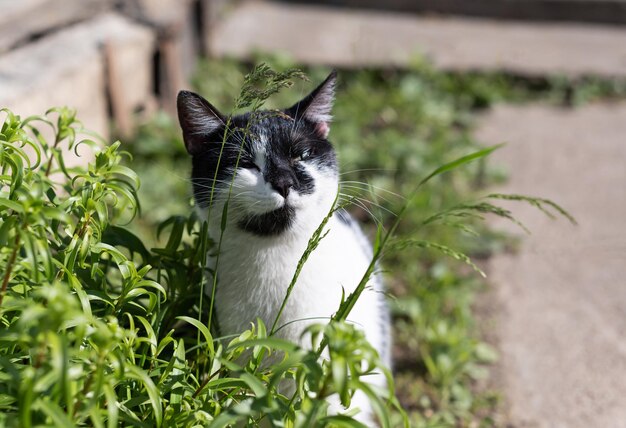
[
  {"left": 0, "top": 234, "right": 20, "bottom": 307},
  {"left": 44, "top": 133, "right": 62, "bottom": 177},
  {"left": 192, "top": 367, "right": 222, "bottom": 399},
  {"left": 206, "top": 117, "right": 252, "bottom": 337},
  {"left": 269, "top": 195, "right": 338, "bottom": 335}
]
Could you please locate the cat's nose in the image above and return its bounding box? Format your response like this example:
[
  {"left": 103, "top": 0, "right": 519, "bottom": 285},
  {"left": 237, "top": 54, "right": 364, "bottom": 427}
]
[{"left": 271, "top": 176, "right": 294, "bottom": 198}]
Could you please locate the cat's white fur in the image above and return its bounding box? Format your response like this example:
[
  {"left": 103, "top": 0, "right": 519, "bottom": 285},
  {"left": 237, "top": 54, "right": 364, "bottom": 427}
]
[{"left": 199, "top": 145, "right": 389, "bottom": 421}]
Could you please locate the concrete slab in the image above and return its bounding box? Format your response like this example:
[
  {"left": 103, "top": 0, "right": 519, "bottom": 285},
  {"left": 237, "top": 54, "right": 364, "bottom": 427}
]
[
  {"left": 0, "top": 24, "right": 109, "bottom": 142},
  {"left": 120, "top": 0, "right": 199, "bottom": 79},
  {"left": 475, "top": 103, "right": 626, "bottom": 427},
  {"left": 210, "top": 1, "right": 626, "bottom": 78},
  {"left": 202, "top": 0, "right": 237, "bottom": 55},
  {"left": 93, "top": 14, "right": 156, "bottom": 115},
  {"left": 0, "top": 0, "right": 113, "bottom": 54},
  {"left": 0, "top": 13, "right": 155, "bottom": 164}
]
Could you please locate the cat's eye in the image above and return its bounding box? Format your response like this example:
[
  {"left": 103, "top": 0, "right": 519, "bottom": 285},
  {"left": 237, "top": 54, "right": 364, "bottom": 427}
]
[{"left": 293, "top": 149, "right": 311, "bottom": 163}]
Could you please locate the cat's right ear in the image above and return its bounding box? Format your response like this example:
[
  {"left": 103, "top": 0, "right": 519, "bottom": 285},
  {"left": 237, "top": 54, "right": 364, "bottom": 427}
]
[
  {"left": 285, "top": 70, "right": 337, "bottom": 138},
  {"left": 177, "top": 90, "right": 225, "bottom": 155}
]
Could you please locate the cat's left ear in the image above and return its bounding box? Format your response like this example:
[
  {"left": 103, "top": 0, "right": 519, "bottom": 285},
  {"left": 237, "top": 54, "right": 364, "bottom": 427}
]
[
  {"left": 285, "top": 70, "right": 337, "bottom": 138},
  {"left": 177, "top": 90, "right": 226, "bottom": 155}
]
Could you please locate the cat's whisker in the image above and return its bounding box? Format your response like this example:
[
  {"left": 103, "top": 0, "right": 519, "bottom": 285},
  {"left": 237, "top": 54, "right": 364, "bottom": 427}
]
[
  {"left": 189, "top": 176, "right": 251, "bottom": 187},
  {"left": 339, "top": 185, "right": 397, "bottom": 207},
  {"left": 191, "top": 183, "right": 237, "bottom": 192},
  {"left": 193, "top": 189, "right": 243, "bottom": 200},
  {"left": 338, "top": 186, "right": 397, "bottom": 211},
  {"left": 347, "top": 194, "right": 397, "bottom": 218},
  {"left": 342, "top": 187, "right": 393, "bottom": 209},
  {"left": 195, "top": 191, "right": 257, "bottom": 204},
  {"left": 192, "top": 181, "right": 247, "bottom": 191},
  {"left": 338, "top": 168, "right": 396, "bottom": 176},
  {"left": 339, "top": 181, "right": 405, "bottom": 199},
  {"left": 338, "top": 192, "right": 396, "bottom": 221},
  {"left": 337, "top": 193, "right": 385, "bottom": 224}
]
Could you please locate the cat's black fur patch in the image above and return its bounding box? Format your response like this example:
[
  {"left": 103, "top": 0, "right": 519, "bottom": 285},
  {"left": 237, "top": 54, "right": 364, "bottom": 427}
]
[
  {"left": 238, "top": 205, "right": 296, "bottom": 236},
  {"left": 189, "top": 119, "right": 256, "bottom": 208}
]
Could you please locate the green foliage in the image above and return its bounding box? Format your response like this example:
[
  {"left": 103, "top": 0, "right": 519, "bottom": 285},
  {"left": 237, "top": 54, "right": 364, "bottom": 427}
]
[
  {"left": 1, "top": 60, "right": 576, "bottom": 428},
  {"left": 0, "top": 105, "right": 402, "bottom": 427}
]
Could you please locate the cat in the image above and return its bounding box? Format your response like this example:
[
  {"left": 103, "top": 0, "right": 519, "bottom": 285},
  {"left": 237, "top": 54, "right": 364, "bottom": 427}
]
[{"left": 176, "top": 71, "right": 391, "bottom": 421}]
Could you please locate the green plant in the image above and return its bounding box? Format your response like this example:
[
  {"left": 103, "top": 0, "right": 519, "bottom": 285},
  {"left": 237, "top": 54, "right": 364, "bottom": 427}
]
[
  {"left": 0, "top": 71, "right": 403, "bottom": 426},
  {"left": 1, "top": 61, "right": 575, "bottom": 427}
]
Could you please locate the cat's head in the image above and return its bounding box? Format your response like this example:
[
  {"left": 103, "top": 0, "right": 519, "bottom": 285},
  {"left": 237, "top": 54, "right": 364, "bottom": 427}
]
[{"left": 177, "top": 71, "right": 339, "bottom": 237}]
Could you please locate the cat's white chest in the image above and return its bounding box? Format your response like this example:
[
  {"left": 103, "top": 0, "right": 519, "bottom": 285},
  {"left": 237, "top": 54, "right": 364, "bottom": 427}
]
[{"left": 209, "top": 215, "right": 385, "bottom": 354}]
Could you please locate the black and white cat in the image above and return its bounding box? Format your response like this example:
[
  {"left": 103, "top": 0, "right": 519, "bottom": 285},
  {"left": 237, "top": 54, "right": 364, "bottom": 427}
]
[{"left": 177, "top": 71, "right": 390, "bottom": 419}]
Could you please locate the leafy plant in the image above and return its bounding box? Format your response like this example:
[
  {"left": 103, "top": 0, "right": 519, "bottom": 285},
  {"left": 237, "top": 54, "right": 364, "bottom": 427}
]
[
  {"left": 1, "top": 61, "right": 574, "bottom": 427},
  {"left": 0, "top": 67, "right": 403, "bottom": 426}
]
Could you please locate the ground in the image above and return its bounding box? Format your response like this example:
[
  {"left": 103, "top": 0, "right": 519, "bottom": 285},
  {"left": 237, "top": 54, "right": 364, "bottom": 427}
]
[{"left": 476, "top": 102, "right": 626, "bottom": 428}]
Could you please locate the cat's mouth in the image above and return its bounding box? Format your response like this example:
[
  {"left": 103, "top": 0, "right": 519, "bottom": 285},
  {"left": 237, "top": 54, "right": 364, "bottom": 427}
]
[{"left": 237, "top": 205, "right": 296, "bottom": 236}]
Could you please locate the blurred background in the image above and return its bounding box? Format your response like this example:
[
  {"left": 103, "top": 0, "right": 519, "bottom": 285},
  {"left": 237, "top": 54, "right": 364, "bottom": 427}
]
[{"left": 1, "top": 0, "right": 625, "bottom": 427}]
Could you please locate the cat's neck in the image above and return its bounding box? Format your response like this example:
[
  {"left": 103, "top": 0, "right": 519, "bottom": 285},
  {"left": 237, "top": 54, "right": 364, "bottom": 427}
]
[
  {"left": 208, "top": 214, "right": 326, "bottom": 253},
  {"left": 198, "top": 198, "right": 336, "bottom": 253}
]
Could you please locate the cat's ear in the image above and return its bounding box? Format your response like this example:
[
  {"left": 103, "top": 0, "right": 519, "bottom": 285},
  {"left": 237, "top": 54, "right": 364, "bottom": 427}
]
[
  {"left": 286, "top": 70, "right": 337, "bottom": 138},
  {"left": 177, "top": 90, "right": 226, "bottom": 155}
]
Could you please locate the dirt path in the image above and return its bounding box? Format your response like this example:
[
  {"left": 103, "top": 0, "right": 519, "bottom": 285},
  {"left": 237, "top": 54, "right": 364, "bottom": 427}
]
[{"left": 475, "top": 102, "right": 626, "bottom": 428}]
